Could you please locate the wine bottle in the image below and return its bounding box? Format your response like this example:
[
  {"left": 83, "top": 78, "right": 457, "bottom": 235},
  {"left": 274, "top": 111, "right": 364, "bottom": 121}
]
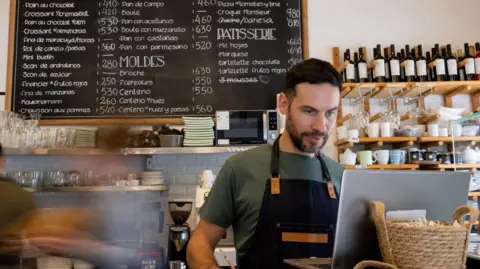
[
  {"left": 356, "top": 48, "right": 368, "bottom": 82},
  {"left": 344, "top": 49, "right": 356, "bottom": 83},
  {"left": 475, "top": 42, "right": 480, "bottom": 80},
  {"left": 463, "top": 43, "right": 475, "bottom": 81},
  {"left": 446, "top": 44, "right": 458, "bottom": 81},
  {"left": 415, "top": 45, "right": 428, "bottom": 82},
  {"left": 369, "top": 48, "right": 377, "bottom": 82},
  {"left": 353, "top": 52, "right": 359, "bottom": 82},
  {"left": 432, "top": 44, "right": 446, "bottom": 81},
  {"left": 457, "top": 49, "right": 465, "bottom": 81},
  {"left": 384, "top": 47, "right": 390, "bottom": 82},
  {"left": 403, "top": 45, "right": 415, "bottom": 82},
  {"left": 400, "top": 49, "right": 406, "bottom": 82},
  {"left": 426, "top": 51, "right": 432, "bottom": 82},
  {"left": 389, "top": 45, "right": 401, "bottom": 82},
  {"left": 374, "top": 45, "right": 386, "bottom": 82}
]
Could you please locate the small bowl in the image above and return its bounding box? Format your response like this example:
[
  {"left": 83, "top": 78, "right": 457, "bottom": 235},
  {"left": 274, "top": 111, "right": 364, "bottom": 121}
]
[{"left": 159, "top": 135, "right": 183, "bottom": 147}]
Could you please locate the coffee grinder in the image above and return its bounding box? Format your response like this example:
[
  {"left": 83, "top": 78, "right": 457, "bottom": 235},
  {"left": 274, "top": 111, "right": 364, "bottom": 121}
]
[{"left": 168, "top": 201, "right": 192, "bottom": 269}]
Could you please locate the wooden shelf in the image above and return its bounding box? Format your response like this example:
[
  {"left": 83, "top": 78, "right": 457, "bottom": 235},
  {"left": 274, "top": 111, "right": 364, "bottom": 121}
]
[
  {"left": 418, "top": 136, "right": 480, "bottom": 144},
  {"left": 420, "top": 164, "right": 480, "bottom": 170},
  {"left": 344, "top": 164, "right": 419, "bottom": 170},
  {"left": 341, "top": 81, "right": 480, "bottom": 98},
  {"left": 335, "top": 137, "right": 417, "bottom": 147}
]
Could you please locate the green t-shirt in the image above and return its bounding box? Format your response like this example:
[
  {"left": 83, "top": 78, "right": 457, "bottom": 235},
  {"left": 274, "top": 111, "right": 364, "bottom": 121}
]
[{"left": 198, "top": 145, "right": 344, "bottom": 263}]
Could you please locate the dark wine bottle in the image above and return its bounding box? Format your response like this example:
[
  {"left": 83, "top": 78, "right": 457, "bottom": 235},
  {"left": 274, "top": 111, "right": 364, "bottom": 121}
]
[
  {"left": 426, "top": 51, "right": 432, "bottom": 82},
  {"left": 370, "top": 48, "right": 377, "bottom": 82},
  {"left": 344, "top": 49, "right": 356, "bottom": 83},
  {"left": 475, "top": 42, "right": 480, "bottom": 80},
  {"left": 400, "top": 49, "right": 406, "bottom": 81},
  {"left": 446, "top": 44, "right": 458, "bottom": 81},
  {"left": 384, "top": 47, "right": 390, "bottom": 82},
  {"left": 353, "top": 52, "right": 359, "bottom": 82},
  {"left": 403, "top": 45, "right": 415, "bottom": 82},
  {"left": 415, "top": 45, "right": 428, "bottom": 82},
  {"left": 458, "top": 49, "right": 465, "bottom": 81},
  {"left": 374, "top": 45, "right": 386, "bottom": 82},
  {"left": 463, "top": 43, "right": 475, "bottom": 81},
  {"left": 388, "top": 45, "right": 401, "bottom": 82},
  {"left": 432, "top": 44, "right": 446, "bottom": 81},
  {"left": 356, "top": 48, "right": 368, "bottom": 82}
]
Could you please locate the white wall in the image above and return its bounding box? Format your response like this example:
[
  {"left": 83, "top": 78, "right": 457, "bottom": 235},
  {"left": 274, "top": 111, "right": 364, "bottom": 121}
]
[{"left": 1, "top": 0, "right": 480, "bottom": 159}]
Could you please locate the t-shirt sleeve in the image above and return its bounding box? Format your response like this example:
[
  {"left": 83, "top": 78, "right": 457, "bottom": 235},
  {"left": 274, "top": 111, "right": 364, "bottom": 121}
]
[
  {"left": 198, "top": 162, "right": 236, "bottom": 229},
  {"left": 0, "top": 181, "right": 36, "bottom": 231}
]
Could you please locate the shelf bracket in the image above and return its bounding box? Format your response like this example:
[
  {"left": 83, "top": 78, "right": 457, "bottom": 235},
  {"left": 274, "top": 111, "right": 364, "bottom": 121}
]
[
  {"left": 420, "top": 141, "right": 444, "bottom": 149},
  {"left": 365, "top": 141, "right": 383, "bottom": 150},
  {"left": 393, "top": 141, "right": 414, "bottom": 149}
]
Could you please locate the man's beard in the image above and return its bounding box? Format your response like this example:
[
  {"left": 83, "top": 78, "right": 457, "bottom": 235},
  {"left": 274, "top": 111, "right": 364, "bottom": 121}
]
[{"left": 286, "top": 114, "right": 329, "bottom": 153}]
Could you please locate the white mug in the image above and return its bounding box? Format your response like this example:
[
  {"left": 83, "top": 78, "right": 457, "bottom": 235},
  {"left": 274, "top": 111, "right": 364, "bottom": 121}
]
[
  {"left": 373, "top": 150, "right": 389, "bottom": 165},
  {"left": 439, "top": 128, "right": 448, "bottom": 137},
  {"left": 337, "top": 126, "right": 348, "bottom": 139},
  {"left": 200, "top": 170, "right": 215, "bottom": 188},
  {"left": 380, "top": 122, "right": 391, "bottom": 137},
  {"left": 452, "top": 124, "right": 462, "bottom": 136},
  {"left": 343, "top": 153, "right": 357, "bottom": 165},
  {"left": 347, "top": 129, "right": 359, "bottom": 140},
  {"left": 366, "top": 123, "right": 380, "bottom": 138},
  {"left": 127, "top": 173, "right": 137, "bottom": 181},
  {"left": 358, "top": 151, "right": 376, "bottom": 165},
  {"left": 428, "top": 124, "right": 439, "bottom": 137}
]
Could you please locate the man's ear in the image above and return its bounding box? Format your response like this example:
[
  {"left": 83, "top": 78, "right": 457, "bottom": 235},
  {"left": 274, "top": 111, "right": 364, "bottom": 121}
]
[{"left": 278, "top": 93, "right": 289, "bottom": 116}]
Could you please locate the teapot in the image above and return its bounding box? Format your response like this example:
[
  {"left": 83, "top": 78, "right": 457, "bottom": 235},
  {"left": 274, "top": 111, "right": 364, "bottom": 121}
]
[
  {"left": 463, "top": 146, "right": 477, "bottom": 164},
  {"left": 343, "top": 148, "right": 357, "bottom": 165}
]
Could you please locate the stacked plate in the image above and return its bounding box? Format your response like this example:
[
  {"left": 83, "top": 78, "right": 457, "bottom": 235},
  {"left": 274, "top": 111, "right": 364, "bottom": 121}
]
[
  {"left": 182, "top": 117, "right": 215, "bottom": 146},
  {"left": 37, "top": 256, "right": 72, "bottom": 269},
  {"left": 140, "top": 171, "right": 166, "bottom": 185},
  {"left": 74, "top": 129, "right": 96, "bottom": 148}
]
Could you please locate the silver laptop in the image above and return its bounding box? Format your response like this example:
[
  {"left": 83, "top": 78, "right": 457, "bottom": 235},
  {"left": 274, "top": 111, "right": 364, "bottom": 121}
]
[{"left": 285, "top": 170, "right": 471, "bottom": 269}]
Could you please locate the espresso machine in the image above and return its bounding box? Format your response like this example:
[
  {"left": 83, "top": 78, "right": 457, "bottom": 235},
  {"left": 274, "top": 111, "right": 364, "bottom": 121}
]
[{"left": 168, "top": 201, "right": 192, "bottom": 269}]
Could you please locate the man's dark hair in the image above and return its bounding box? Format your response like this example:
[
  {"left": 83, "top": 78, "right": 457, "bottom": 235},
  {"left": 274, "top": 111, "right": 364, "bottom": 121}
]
[{"left": 284, "top": 58, "right": 343, "bottom": 100}]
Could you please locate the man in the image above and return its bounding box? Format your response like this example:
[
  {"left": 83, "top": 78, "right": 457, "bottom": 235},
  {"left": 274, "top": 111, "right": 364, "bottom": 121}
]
[{"left": 187, "top": 58, "right": 345, "bottom": 269}]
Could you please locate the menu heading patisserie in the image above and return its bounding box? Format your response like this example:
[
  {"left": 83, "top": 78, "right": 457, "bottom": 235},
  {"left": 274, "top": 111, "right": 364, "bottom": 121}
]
[{"left": 10, "top": 0, "right": 304, "bottom": 119}]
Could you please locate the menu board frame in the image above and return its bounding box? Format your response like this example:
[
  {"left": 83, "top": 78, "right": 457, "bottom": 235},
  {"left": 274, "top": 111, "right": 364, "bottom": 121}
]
[{"left": 6, "top": 0, "right": 309, "bottom": 126}]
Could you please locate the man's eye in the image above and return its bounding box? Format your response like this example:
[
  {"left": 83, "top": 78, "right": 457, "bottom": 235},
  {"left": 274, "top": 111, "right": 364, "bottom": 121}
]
[
  {"left": 303, "top": 109, "right": 316, "bottom": 115},
  {"left": 327, "top": 110, "right": 337, "bottom": 117}
]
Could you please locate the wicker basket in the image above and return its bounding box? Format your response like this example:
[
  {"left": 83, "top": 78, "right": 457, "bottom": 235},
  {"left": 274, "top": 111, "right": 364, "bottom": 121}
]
[{"left": 354, "top": 201, "right": 479, "bottom": 269}]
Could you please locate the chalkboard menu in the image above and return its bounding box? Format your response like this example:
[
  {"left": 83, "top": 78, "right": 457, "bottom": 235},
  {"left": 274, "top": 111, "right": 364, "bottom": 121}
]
[{"left": 8, "top": 0, "right": 306, "bottom": 120}]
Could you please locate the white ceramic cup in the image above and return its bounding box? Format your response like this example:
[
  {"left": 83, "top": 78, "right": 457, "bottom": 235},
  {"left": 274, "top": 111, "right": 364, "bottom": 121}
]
[
  {"left": 115, "top": 180, "right": 127, "bottom": 187},
  {"left": 428, "top": 124, "right": 439, "bottom": 137},
  {"left": 337, "top": 126, "right": 348, "bottom": 139},
  {"left": 452, "top": 123, "right": 462, "bottom": 136},
  {"left": 200, "top": 170, "right": 215, "bottom": 188},
  {"left": 127, "top": 179, "right": 139, "bottom": 186},
  {"left": 127, "top": 173, "right": 137, "bottom": 181},
  {"left": 366, "top": 123, "right": 380, "bottom": 138},
  {"left": 347, "top": 129, "right": 359, "bottom": 140},
  {"left": 373, "top": 150, "right": 390, "bottom": 165},
  {"left": 358, "top": 150, "right": 376, "bottom": 165},
  {"left": 380, "top": 122, "right": 391, "bottom": 137},
  {"left": 439, "top": 128, "right": 448, "bottom": 137},
  {"left": 343, "top": 153, "right": 357, "bottom": 165}
]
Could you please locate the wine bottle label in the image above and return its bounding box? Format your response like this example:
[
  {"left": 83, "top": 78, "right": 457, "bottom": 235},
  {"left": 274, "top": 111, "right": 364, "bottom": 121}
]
[
  {"left": 436, "top": 59, "right": 446, "bottom": 75},
  {"left": 475, "top": 58, "right": 480, "bottom": 74},
  {"left": 447, "top": 59, "right": 458, "bottom": 75},
  {"left": 346, "top": 64, "right": 355, "bottom": 80},
  {"left": 390, "top": 60, "right": 400, "bottom": 76},
  {"left": 358, "top": 63, "right": 368, "bottom": 78},
  {"left": 405, "top": 60, "right": 415, "bottom": 76},
  {"left": 374, "top": 59, "right": 385, "bottom": 77},
  {"left": 416, "top": 60, "right": 427, "bottom": 76},
  {"left": 465, "top": 58, "right": 475, "bottom": 74}
]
